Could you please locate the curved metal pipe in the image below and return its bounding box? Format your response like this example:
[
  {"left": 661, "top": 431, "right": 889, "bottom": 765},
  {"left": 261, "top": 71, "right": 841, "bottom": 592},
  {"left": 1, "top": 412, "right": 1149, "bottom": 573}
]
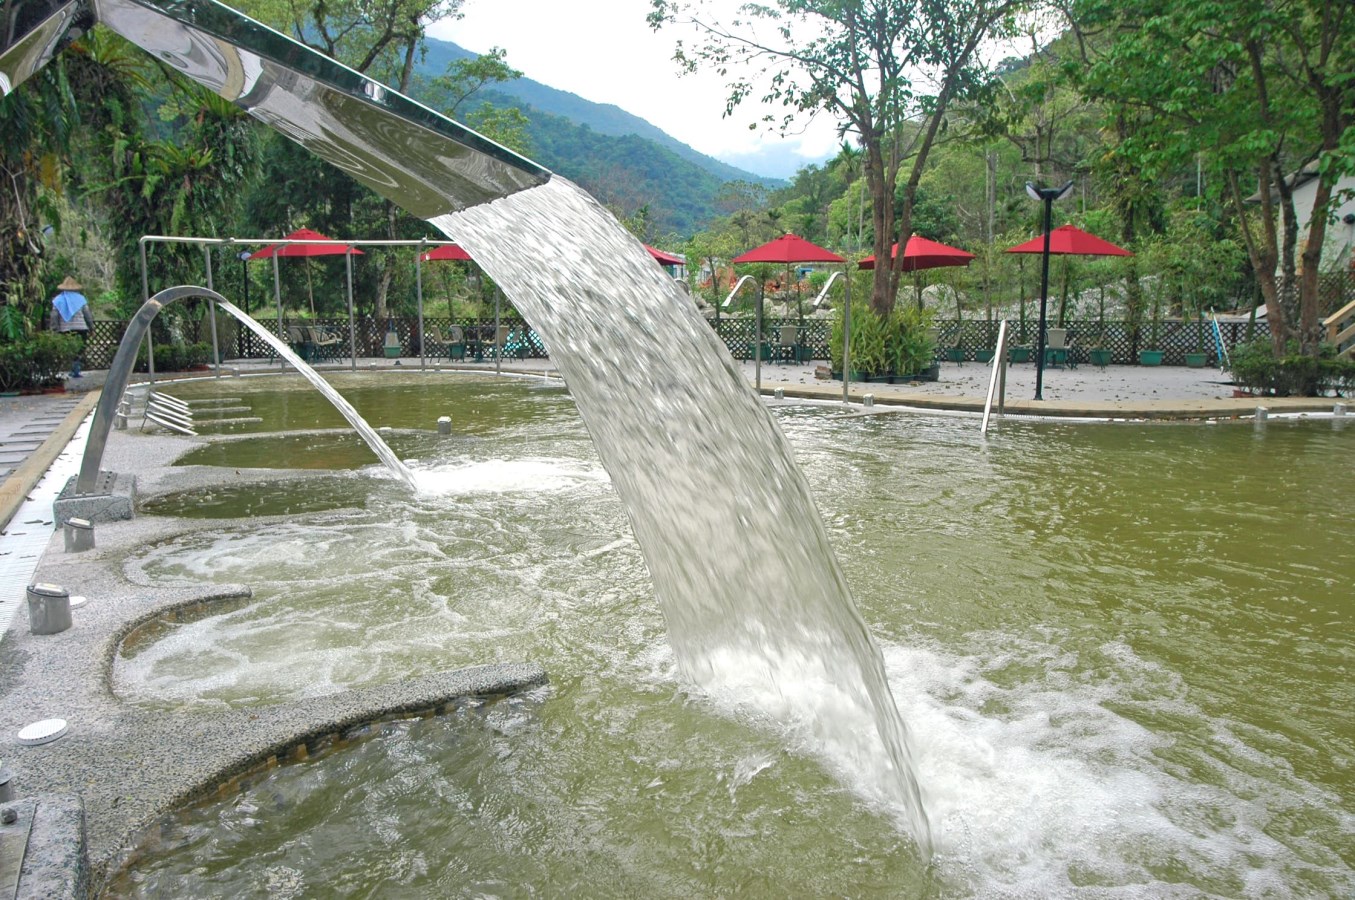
[
  {"left": 77, "top": 285, "right": 225, "bottom": 493},
  {"left": 722, "top": 275, "right": 764, "bottom": 392}
]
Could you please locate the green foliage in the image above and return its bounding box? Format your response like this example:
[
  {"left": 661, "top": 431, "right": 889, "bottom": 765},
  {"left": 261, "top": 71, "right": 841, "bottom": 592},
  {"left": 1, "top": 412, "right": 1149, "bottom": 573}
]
[
  {"left": 1229, "top": 340, "right": 1355, "bottom": 397},
  {"left": 0, "top": 333, "right": 81, "bottom": 391},
  {"left": 133, "top": 341, "right": 212, "bottom": 373},
  {"left": 829, "top": 304, "right": 936, "bottom": 376}
]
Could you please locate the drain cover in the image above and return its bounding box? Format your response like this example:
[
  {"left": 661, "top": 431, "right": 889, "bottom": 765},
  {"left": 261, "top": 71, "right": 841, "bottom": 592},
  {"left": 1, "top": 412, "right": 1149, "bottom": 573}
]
[
  {"left": 16, "top": 720, "right": 68, "bottom": 746},
  {"left": 68, "top": 596, "right": 87, "bottom": 609}
]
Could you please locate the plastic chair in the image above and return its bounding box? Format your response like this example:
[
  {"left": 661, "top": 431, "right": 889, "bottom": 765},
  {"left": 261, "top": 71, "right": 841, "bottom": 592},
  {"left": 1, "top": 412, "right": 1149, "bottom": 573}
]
[
  {"left": 285, "top": 325, "right": 314, "bottom": 361},
  {"left": 443, "top": 325, "right": 466, "bottom": 361},
  {"left": 777, "top": 325, "right": 800, "bottom": 363},
  {"left": 306, "top": 326, "right": 343, "bottom": 360},
  {"left": 1045, "top": 327, "right": 1068, "bottom": 369}
]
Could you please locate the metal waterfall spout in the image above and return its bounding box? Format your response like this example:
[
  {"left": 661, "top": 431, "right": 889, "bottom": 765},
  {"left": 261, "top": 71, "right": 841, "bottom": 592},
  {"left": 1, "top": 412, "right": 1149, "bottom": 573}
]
[{"left": 1, "top": 0, "right": 549, "bottom": 215}]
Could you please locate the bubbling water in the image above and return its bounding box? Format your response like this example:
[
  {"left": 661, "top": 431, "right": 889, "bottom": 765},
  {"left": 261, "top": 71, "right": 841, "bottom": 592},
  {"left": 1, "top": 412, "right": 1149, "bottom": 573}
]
[{"left": 433, "top": 178, "right": 932, "bottom": 853}]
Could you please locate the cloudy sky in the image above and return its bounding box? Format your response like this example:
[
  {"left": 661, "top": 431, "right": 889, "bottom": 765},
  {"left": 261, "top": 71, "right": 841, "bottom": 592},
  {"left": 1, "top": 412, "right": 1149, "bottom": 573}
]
[{"left": 427, "top": 0, "right": 843, "bottom": 178}]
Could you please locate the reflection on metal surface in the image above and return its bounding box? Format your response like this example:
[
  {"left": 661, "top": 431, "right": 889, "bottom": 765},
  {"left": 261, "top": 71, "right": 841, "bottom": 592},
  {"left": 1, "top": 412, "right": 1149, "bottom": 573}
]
[
  {"left": 2, "top": 0, "right": 549, "bottom": 213},
  {"left": 0, "top": 0, "right": 91, "bottom": 96}
]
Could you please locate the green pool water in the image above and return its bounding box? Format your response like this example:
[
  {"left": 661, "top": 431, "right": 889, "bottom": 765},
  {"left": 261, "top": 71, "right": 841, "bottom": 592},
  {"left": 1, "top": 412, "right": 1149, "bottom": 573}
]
[{"left": 113, "top": 376, "right": 1354, "bottom": 896}]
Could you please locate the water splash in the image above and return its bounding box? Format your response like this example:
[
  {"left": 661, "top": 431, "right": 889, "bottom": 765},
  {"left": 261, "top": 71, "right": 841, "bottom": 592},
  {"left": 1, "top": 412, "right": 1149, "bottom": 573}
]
[
  {"left": 215, "top": 301, "right": 417, "bottom": 491},
  {"left": 432, "top": 178, "right": 932, "bottom": 854}
]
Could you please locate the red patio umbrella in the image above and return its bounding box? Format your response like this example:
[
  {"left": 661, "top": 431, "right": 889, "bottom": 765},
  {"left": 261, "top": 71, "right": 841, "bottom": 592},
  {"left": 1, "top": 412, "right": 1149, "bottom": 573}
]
[
  {"left": 1004, "top": 224, "right": 1131, "bottom": 257},
  {"left": 858, "top": 234, "right": 976, "bottom": 271},
  {"left": 419, "top": 242, "right": 475, "bottom": 322},
  {"left": 250, "top": 227, "right": 363, "bottom": 318},
  {"left": 419, "top": 243, "right": 472, "bottom": 262},
  {"left": 732, "top": 232, "right": 845, "bottom": 265},
  {"left": 646, "top": 244, "right": 684, "bottom": 267},
  {"left": 1006, "top": 223, "right": 1131, "bottom": 399},
  {"left": 732, "top": 233, "right": 845, "bottom": 323},
  {"left": 860, "top": 234, "right": 975, "bottom": 311}
]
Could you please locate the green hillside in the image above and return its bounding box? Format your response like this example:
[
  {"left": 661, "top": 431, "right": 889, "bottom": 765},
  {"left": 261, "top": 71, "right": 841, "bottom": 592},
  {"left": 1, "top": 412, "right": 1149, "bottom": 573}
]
[{"left": 415, "top": 37, "right": 781, "bottom": 236}]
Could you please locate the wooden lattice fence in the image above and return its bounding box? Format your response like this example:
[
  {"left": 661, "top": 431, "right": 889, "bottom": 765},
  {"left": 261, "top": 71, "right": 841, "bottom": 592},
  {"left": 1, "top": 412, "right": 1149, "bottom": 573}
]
[{"left": 84, "top": 313, "right": 1273, "bottom": 368}]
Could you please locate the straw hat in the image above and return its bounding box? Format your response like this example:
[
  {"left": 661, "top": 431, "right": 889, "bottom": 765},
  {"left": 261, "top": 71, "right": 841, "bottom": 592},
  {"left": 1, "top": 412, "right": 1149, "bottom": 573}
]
[{"left": 57, "top": 276, "right": 83, "bottom": 291}]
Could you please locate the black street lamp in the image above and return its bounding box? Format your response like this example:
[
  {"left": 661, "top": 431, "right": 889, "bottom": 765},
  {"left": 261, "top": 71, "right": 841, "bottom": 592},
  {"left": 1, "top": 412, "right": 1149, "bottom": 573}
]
[{"left": 1026, "top": 180, "right": 1074, "bottom": 401}]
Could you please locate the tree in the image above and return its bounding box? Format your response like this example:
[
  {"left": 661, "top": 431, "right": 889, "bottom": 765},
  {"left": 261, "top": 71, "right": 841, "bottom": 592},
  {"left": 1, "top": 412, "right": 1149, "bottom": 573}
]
[
  {"left": 1067, "top": 0, "right": 1355, "bottom": 356},
  {"left": 650, "top": 0, "right": 1026, "bottom": 315}
]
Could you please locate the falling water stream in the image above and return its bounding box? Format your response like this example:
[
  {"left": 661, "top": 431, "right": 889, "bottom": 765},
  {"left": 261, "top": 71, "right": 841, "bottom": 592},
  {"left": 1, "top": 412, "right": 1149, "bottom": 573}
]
[
  {"left": 213, "top": 300, "right": 417, "bottom": 491},
  {"left": 432, "top": 178, "right": 932, "bottom": 852}
]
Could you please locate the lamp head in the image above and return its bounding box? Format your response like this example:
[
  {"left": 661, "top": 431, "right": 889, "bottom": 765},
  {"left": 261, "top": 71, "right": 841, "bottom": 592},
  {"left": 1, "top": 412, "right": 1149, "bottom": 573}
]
[
  {"left": 237, "top": 251, "right": 252, "bottom": 261},
  {"left": 1025, "top": 182, "right": 1041, "bottom": 202}
]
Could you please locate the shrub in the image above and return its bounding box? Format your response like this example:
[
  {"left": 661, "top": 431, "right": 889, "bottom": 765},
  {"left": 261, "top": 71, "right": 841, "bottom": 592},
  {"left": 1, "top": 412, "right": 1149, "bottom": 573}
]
[
  {"left": 0, "top": 333, "right": 82, "bottom": 392},
  {"left": 1229, "top": 339, "right": 1355, "bottom": 396},
  {"left": 133, "top": 341, "right": 213, "bottom": 373},
  {"left": 829, "top": 305, "right": 936, "bottom": 376}
]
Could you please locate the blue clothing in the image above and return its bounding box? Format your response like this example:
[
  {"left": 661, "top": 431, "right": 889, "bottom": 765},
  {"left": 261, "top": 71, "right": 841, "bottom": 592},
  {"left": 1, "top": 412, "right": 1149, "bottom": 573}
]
[{"left": 52, "top": 290, "right": 88, "bottom": 325}]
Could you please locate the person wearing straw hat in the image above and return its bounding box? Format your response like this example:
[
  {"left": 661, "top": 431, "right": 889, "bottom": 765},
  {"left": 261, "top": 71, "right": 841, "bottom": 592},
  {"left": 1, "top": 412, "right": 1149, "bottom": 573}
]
[{"left": 49, "top": 276, "right": 94, "bottom": 377}]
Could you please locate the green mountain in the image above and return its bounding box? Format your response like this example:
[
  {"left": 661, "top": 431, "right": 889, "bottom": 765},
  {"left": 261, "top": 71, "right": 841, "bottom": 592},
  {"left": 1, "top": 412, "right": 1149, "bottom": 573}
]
[{"left": 414, "top": 37, "right": 783, "bottom": 236}]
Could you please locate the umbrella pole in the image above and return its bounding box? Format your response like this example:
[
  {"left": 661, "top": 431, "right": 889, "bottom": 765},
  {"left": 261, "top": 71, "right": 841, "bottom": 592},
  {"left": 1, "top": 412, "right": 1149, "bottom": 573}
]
[
  {"left": 305, "top": 259, "right": 315, "bottom": 316},
  {"left": 203, "top": 245, "right": 221, "bottom": 378},
  {"left": 346, "top": 250, "right": 357, "bottom": 371},
  {"left": 272, "top": 254, "right": 283, "bottom": 367},
  {"left": 416, "top": 244, "right": 426, "bottom": 371},
  {"left": 494, "top": 286, "right": 502, "bottom": 376},
  {"left": 755, "top": 282, "right": 763, "bottom": 393},
  {"left": 842, "top": 267, "right": 851, "bottom": 405}
]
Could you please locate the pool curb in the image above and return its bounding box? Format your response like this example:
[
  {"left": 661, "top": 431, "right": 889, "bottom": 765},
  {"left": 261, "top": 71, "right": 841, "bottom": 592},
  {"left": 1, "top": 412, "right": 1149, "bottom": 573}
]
[
  {"left": 0, "top": 507, "right": 548, "bottom": 895},
  {"left": 0, "top": 391, "right": 100, "bottom": 533}
]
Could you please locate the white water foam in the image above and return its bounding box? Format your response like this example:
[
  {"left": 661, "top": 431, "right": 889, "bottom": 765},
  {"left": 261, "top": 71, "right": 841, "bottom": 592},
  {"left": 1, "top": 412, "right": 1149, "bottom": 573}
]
[
  {"left": 408, "top": 458, "right": 609, "bottom": 496},
  {"left": 881, "top": 638, "right": 1355, "bottom": 895}
]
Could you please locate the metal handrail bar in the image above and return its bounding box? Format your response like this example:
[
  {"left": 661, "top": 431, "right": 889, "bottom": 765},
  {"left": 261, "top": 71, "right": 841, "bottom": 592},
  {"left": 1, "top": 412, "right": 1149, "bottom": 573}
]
[
  {"left": 723, "top": 275, "right": 765, "bottom": 392},
  {"left": 722, "top": 275, "right": 758, "bottom": 309},
  {"left": 144, "top": 404, "right": 194, "bottom": 428},
  {"left": 810, "top": 272, "right": 845, "bottom": 309},
  {"left": 147, "top": 391, "right": 190, "bottom": 412},
  {"left": 143, "top": 411, "right": 197, "bottom": 436},
  {"left": 1210, "top": 313, "right": 1231, "bottom": 371},
  {"left": 981, "top": 320, "right": 1010, "bottom": 435}
]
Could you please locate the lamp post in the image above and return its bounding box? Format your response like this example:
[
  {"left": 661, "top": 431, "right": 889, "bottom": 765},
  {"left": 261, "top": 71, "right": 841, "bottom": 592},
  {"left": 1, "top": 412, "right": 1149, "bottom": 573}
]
[
  {"left": 236, "top": 250, "right": 251, "bottom": 357},
  {"left": 1026, "top": 180, "right": 1074, "bottom": 401}
]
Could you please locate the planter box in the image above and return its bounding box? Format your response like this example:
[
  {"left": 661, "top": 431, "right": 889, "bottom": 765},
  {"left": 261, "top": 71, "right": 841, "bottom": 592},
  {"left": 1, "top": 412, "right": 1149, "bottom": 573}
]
[
  {"left": 1009, "top": 346, "right": 1031, "bottom": 363},
  {"left": 1139, "top": 349, "right": 1165, "bottom": 366},
  {"left": 943, "top": 347, "right": 965, "bottom": 363},
  {"left": 974, "top": 349, "right": 995, "bottom": 363},
  {"left": 1184, "top": 352, "right": 1208, "bottom": 368},
  {"left": 1088, "top": 348, "right": 1113, "bottom": 368}
]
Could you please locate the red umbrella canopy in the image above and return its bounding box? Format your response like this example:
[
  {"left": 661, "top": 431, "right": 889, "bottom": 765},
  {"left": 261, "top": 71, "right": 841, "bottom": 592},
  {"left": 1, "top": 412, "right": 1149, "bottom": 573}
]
[
  {"left": 646, "top": 244, "right": 684, "bottom": 267},
  {"left": 1005, "top": 224, "right": 1132, "bottom": 257},
  {"left": 732, "top": 233, "right": 845, "bottom": 265},
  {"left": 420, "top": 243, "right": 472, "bottom": 262},
  {"left": 250, "top": 228, "right": 364, "bottom": 259},
  {"left": 859, "top": 235, "right": 975, "bottom": 271}
]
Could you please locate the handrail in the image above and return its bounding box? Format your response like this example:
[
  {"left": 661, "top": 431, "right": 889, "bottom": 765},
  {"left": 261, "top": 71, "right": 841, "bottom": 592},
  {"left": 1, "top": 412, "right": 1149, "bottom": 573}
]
[
  {"left": 722, "top": 275, "right": 759, "bottom": 309},
  {"left": 811, "top": 272, "right": 845, "bottom": 308},
  {"left": 1211, "top": 313, "right": 1231, "bottom": 370},
  {"left": 981, "top": 320, "right": 1010, "bottom": 435},
  {"left": 1324, "top": 298, "right": 1355, "bottom": 358},
  {"left": 144, "top": 411, "right": 197, "bottom": 437},
  {"left": 723, "top": 275, "right": 766, "bottom": 392}
]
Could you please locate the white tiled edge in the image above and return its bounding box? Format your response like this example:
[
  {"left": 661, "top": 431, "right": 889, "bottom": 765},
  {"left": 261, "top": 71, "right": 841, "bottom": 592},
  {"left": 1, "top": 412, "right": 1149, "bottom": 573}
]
[{"left": 0, "top": 415, "right": 92, "bottom": 634}]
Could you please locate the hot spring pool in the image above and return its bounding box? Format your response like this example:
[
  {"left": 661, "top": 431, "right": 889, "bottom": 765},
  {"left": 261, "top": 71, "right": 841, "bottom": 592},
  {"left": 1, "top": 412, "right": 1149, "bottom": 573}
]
[{"left": 109, "top": 374, "right": 1354, "bottom": 896}]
